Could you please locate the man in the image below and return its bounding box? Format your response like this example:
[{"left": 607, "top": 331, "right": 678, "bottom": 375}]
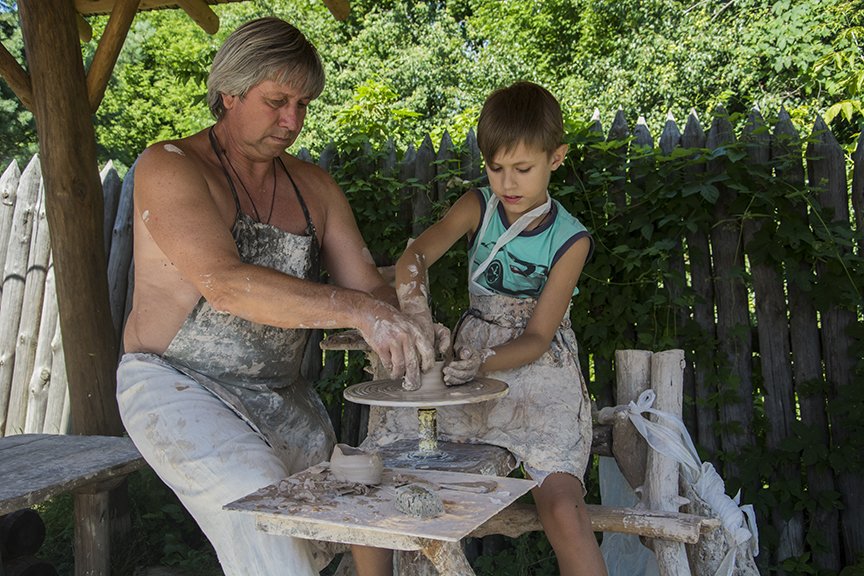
[{"left": 117, "top": 17, "right": 430, "bottom": 575}]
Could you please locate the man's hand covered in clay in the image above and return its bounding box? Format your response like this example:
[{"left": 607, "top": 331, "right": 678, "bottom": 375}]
[
  {"left": 443, "top": 347, "right": 494, "bottom": 386},
  {"left": 397, "top": 281, "right": 451, "bottom": 390},
  {"left": 358, "top": 300, "right": 435, "bottom": 389}
]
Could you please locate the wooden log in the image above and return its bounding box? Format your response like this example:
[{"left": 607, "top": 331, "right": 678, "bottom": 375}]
[
  {"left": 86, "top": 0, "right": 140, "bottom": 112},
  {"left": 853, "top": 130, "right": 864, "bottom": 254},
  {"left": 606, "top": 109, "right": 629, "bottom": 212},
  {"left": 611, "top": 349, "right": 652, "bottom": 490},
  {"left": 76, "top": 12, "right": 92, "bottom": 43},
  {"left": 0, "top": 42, "right": 33, "bottom": 111},
  {"left": 0, "top": 156, "right": 40, "bottom": 435},
  {"left": 174, "top": 0, "right": 219, "bottom": 34},
  {"left": 645, "top": 349, "right": 690, "bottom": 575},
  {"left": 397, "top": 142, "right": 416, "bottom": 240},
  {"left": 100, "top": 162, "right": 121, "bottom": 259},
  {"left": 42, "top": 318, "right": 67, "bottom": 435},
  {"left": 107, "top": 169, "right": 134, "bottom": 343},
  {"left": 471, "top": 501, "right": 719, "bottom": 544},
  {"left": 321, "top": 0, "right": 350, "bottom": 21},
  {"left": 659, "top": 113, "right": 696, "bottom": 435},
  {"left": 681, "top": 110, "right": 719, "bottom": 461},
  {"left": 24, "top": 264, "right": 58, "bottom": 434},
  {"left": 435, "top": 131, "right": 455, "bottom": 204},
  {"left": 706, "top": 106, "right": 752, "bottom": 478},
  {"left": 19, "top": 0, "right": 123, "bottom": 437},
  {"left": 741, "top": 108, "right": 804, "bottom": 563},
  {"left": 6, "top": 179, "right": 51, "bottom": 435},
  {"left": 630, "top": 116, "right": 654, "bottom": 189},
  {"left": 807, "top": 116, "right": 863, "bottom": 562},
  {"left": 460, "top": 128, "right": 482, "bottom": 183},
  {"left": 73, "top": 492, "right": 110, "bottom": 576},
  {"left": 774, "top": 108, "right": 841, "bottom": 571},
  {"left": 412, "top": 136, "right": 435, "bottom": 237},
  {"left": 0, "top": 161, "right": 21, "bottom": 289}
]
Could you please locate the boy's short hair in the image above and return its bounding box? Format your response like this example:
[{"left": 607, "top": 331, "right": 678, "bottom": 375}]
[
  {"left": 477, "top": 82, "right": 563, "bottom": 161},
  {"left": 207, "top": 17, "right": 325, "bottom": 119}
]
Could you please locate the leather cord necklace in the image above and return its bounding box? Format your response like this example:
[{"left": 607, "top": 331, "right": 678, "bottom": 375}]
[{"left": 209, "top": 128, "right": 277, "bottom": 225}]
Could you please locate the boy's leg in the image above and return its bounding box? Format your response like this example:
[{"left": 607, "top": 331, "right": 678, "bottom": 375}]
[
  {"left": 117, "top": 354, "right": 318, "bottom": 576},
  {"left": 533, "top": 472, "right": 608, "bottom": 576},
  {"left": 351, "top": 545, "right": 393, "bottom": 576}
]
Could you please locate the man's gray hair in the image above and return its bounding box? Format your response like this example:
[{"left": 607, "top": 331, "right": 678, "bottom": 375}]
[{"left": 207, "top": 17, "right": 325, "bottom": 119}]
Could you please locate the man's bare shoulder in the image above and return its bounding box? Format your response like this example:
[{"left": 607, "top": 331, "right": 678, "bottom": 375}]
[
  {"left": 136, "top": 131, "right": 211, "bottom": 177},
  {"left": 281, "top": 153, "right": 342, "bottom": 199}
]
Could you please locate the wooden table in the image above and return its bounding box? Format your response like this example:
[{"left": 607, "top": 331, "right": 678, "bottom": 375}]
[
  {"left": 0, "top": 434, "right": 146, "bottom": 576},
  {"left": 225, "top": 462, "right": 536, "bottom": 575}
]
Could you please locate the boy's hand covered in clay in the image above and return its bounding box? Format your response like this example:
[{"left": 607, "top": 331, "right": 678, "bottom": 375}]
[{"left": 443, "top": 347, "right": 494, "bottom": 386}]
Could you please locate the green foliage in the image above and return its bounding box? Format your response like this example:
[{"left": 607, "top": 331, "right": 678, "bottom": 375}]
[{"left": 37, "top": 469, "right": 220, "bottom": 575}]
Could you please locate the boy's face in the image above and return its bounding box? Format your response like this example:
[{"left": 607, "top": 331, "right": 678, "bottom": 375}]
[{"left": 485, "top": 141, "right": 568, "bottom": 225}]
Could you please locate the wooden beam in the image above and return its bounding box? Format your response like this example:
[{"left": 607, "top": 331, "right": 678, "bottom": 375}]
[
  {"left": 0, "top": 41, "right": 33, "bottom": 110},
  {"left": 322, "top": 0, "right": 350, "bottom": 20},
  {"left": 77, "top": 13, "right": 93, "bottom": 42},
  {"left": 470, "top": 502, "right": 721, "bottom": 545},
  {"left": 175, "top": 0, "right": 219, "bottom": 34},
  {"left": 18, "top": 0, "right": 123, "bottom": 437},
  {"left": 87, "top": 0, "right": 140, "bottom": 112}
]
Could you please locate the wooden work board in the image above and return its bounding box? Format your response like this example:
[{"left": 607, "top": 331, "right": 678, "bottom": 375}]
[{"left": 225, "top": 463, "right": 536, "bottom": 551}]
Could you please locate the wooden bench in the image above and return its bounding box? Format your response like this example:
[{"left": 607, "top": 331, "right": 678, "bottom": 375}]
[{"left": 0, "top": 433, "right": 146, "bottom": 576}]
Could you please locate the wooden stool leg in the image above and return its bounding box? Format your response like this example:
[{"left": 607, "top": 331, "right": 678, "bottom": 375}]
[
  {"left": 419, "top": 540, "right": 474, "bottom": 576},
  {"left": 74, "top": 492, "right": 110, "bottom": 576}
]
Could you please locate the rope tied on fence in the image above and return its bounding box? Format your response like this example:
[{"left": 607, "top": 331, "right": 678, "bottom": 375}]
[{"left": 625, "top": 389, "right": 759, "bottom": 576}]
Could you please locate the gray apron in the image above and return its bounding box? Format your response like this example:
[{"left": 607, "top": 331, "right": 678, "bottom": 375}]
[{"left": 162, "top": 137, "right": 335, "bottom": 473}]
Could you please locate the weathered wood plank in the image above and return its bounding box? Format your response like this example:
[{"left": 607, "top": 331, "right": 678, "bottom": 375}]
[
  {"left": 0, "top": 156, "right": 40, "bottom": 434},
  {"left": 0, "top": 434, "right": 145, "bottom": 515},
  {"left": 681, "top": 111, "right": 718, "bottom": 462},
  {"left": 807, "top": 116, "right": 863, "bottom": 562},
  {"left": 706, "top": 106, "right": 752, "bottom": 478},
  {"left": 774, "top": 109, "right": 841, "bottom": 571},
  {"left": 742, "top": 107, "right": 804, "bottom": 564},
  {"left": 6, "top": 178, "right": 51, "bottom": 435},
  {"left": 0, "top": 160, "right": 21, "bottom": 287},
  {"left": 470, "top": 502, "right": 720, "bottom": 544},
  {"left": 23, "top": 263, "right": 57, "bottom": 433}
]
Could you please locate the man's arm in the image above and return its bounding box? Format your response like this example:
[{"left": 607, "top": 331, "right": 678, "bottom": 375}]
[{"left": 134, "top": 143, "right": 432, "bottom": 380}]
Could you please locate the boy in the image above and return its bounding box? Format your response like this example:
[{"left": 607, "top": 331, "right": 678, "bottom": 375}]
[{"left": 395, "top": 81, "right": 607, "bottom": 576}]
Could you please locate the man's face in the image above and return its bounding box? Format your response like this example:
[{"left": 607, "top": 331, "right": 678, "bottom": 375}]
[{"left": 222, "top": 79, "right": 313, "bottom": 157}]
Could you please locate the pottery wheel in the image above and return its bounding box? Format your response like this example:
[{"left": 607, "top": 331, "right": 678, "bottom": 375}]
[{"left": 344, "top": 377, "right": 508, "bottom": 408}]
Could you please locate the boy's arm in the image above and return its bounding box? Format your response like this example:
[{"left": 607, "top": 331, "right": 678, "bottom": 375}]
[
  {"left": 466, "top": 236, "right": 591, "bottom": 374},
  {"left": 396, "top": 191, "right": 481, "bottom": 364}
]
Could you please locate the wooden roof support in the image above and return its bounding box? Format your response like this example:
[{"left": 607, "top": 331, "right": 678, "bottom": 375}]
[
  {"left": 175, "top": 0, "right": 219, "bottom": 34},
  {"left": 18, "top": 0, "right": 123, "bottom": 437},
  {"left": 87, "top": 0, "right": 140, "bottom": 112},
  {"left": 322, "top": 0, "right": 350, "bottom": 20},
  {"left": 0, "top": 42, "right": 33, "bottom": 111},
  {"left": 77, "top": 12, "right": 93, "bottom": 42}
]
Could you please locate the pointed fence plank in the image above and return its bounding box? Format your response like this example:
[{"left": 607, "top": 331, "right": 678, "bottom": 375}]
[
  {"left": 24, "top": 263, "right": 57, "bottom": 433},
  {"left": 6, "top": 177, "right": 51, "bottom": 435},
  {"left": 0, "top": 156, "right": 41, "bottom": 434},
  {"left": 742, "top": 108, "right": 804, "bottom": 563},
  {"left": 806, "top": 116, "right": 863, "bottom": 562},
  {"left": 0, "top": 160, "right": 21, "bottom": 289},
  {"left": 706, "top": 106, "right": 752, "bottom": 478},
  {"left": 773, "top": 109, "right": 842, "bottom": 571},
  {"left": 681, "top": 110, "right": 719, "bottom": 461}
]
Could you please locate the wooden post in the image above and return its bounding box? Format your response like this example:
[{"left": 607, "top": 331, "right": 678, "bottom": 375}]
[
  {"left": 645, "top": 349, "right": 690, "bottom": 576},
  {"left": 612, "top": 349, "right": 652, "bottom": 490},
  {"left": 18, "top": 0, "right": 123, "bottom": 437}
]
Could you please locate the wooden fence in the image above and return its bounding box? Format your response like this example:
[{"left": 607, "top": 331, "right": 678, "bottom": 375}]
[{"left": 0, "top": 105, "right": 860, "bottom": 572}]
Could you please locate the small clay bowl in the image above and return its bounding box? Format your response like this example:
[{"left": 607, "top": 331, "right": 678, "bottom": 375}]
[{"left": 329, "top": 443, "right": 383, "bottom": 485}]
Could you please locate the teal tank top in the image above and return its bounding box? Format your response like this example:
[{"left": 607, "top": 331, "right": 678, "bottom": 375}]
[{"left": 467, "top": 187, "right": 592, "bottom": 298}]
